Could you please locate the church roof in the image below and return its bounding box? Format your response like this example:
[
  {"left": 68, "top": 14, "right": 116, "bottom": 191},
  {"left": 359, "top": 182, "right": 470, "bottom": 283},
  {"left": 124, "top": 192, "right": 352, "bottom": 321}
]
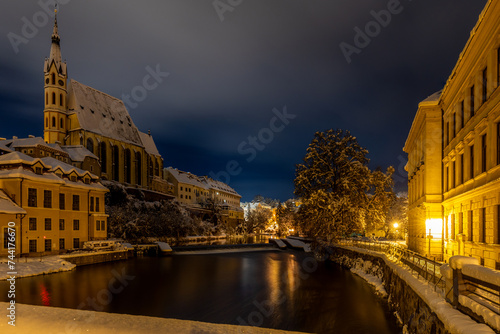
[
  {"left": 67, "top": 79, "right": 143, "bottom": 146},
  {"left": 139, "top": 131, "right": 160, "bottom": 156},
  {"left": 60, "top": 145, "right": 98, "bottom": 162}
]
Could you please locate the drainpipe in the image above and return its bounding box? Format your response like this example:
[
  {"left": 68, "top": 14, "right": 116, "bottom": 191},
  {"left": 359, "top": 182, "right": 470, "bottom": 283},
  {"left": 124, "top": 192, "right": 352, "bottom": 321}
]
[
  {"left": 441, "top": 108, "right": 445, "bottom": 261},
  {"left": 88, "top": 189, "right": 91, "bottom": 242},
  {"left": 19, "top": 178, "right": 24, "bottom": 255}
]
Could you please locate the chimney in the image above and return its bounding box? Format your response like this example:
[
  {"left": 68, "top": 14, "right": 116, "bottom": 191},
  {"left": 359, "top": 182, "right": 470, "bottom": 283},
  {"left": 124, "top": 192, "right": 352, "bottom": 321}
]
[
  {"left": 148, "top": 130, "right": 151, "bottom": 136},
  {"left": 28, "top": 135, "right": 35, "bottom": 138},
  {"left": 12, "top": 136, "right": 18, "bottom": 139}
]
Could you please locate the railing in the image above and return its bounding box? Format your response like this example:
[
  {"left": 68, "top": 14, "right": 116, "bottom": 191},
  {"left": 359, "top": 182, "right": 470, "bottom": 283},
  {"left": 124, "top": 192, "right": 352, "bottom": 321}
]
[{"left": 338, "top": 238, "right": 444, "bottom": 291}]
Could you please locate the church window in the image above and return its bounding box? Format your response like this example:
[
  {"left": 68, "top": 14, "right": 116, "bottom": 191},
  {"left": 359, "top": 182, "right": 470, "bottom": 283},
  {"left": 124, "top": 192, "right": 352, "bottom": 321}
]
[
  {"left": 60, "top": 94, "right": 63, "bottom": 107},
  {"left": 52, "top": 92, "right": 56, "bottom": 105},
  {"left": 60, "top": 118, "right": 63, "bottom": 129},
  {"left": 100, "top": 142, "right": 107, "bottom": 172},
  {"left": 51, "top": 73, "right": 55, "bottom": 85},
  {"left": 124, "top": 149, "right": 131, "bottom": 184},
  {"left": 45, "top": 93, "right": 48, "bottom": 105},
  {"left": 136, "top": 152, "right": 142, "bottom": 186},
  {"left": 87, "top": 138, "right": 94, "bottom": 154},
  {"left": 52, "top": 117, "right": 56, "bottom": 128},
  {"left": 45, "top": 118, "right": 48, "bottom": 128}
]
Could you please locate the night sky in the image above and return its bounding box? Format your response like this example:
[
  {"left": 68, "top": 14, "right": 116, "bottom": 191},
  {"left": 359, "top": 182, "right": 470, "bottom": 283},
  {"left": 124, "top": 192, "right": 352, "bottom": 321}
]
[{"left": 0, "top": 1, "right": 488, "bottom": 201}]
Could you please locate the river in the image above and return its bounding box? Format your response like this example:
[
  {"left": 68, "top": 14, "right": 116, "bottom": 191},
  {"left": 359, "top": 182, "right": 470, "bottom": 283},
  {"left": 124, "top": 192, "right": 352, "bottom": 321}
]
[{"left": 0, "top": 250, "right": 400, "bottom": 333}]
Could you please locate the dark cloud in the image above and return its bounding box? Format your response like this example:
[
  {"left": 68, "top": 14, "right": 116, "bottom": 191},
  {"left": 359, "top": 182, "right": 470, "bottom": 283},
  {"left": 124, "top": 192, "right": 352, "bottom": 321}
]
[{"left": 0, "top": 0, "right": 488, "bottom": 201}]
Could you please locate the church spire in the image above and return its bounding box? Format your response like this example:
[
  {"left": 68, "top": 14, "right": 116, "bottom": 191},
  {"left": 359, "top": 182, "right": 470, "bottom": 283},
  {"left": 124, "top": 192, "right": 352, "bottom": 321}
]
[{"left": 49, "top": 6, "right": 62, "bottom": 66}]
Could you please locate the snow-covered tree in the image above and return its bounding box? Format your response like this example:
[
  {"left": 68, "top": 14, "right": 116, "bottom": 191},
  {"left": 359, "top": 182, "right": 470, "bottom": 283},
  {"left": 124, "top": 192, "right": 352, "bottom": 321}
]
[
  {"left": 241, "top": 204, "right": 272, "bottom": 235},
  {"left": 294, "top": 129, "right": 371, "bottom": 241},
  {"left": 365, "top": 166, "right": 396, "bottom": 237},
  {"left": 276, "top": 200, "right": 297, "bottom": 237}
]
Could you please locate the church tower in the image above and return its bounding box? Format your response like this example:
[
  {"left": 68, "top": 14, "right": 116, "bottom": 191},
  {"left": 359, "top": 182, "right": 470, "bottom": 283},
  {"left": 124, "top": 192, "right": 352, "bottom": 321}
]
[{"left": 43, "top": 8, "right": 68, "bottom": 144}]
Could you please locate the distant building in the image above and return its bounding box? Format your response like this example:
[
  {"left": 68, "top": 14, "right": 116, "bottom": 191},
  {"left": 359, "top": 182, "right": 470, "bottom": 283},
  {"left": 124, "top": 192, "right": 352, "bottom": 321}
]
[
  {"left": 0, "top": 152, "right": 108, "bottom": 256},
  {"left": 42, "top": 12, "right": 170, "bottom": 196},
  {"left": 404, "top": 0, "right": 500, "bottom": 267},
  {"left": 164, "top": 167, "right": 244, "bottom": 225}
]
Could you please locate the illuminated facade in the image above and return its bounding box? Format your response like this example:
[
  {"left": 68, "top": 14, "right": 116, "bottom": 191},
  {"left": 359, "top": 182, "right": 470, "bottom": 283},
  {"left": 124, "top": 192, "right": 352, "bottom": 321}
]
[
  {"left": 0, "top": 152, "right": 108, "bottom": 256},
  {"left": 405, "top": 0, "right": 500, "bottom": 267}
]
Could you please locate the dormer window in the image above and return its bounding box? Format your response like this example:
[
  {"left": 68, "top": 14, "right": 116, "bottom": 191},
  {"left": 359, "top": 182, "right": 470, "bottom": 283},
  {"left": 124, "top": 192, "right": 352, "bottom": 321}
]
[
  {"left": 35, "top": 167, "right": 42, "bottom": 175},
  {"left": 71, "top": 176, "right": 77, "bottom": 182}
]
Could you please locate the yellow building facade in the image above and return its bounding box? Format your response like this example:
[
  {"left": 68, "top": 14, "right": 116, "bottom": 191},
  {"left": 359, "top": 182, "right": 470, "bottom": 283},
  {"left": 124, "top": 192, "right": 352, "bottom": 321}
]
[
  {"left": 0, "top": 152, "right": 108, "bottom": 256},
  {"left": 405, "top": 0, "right": 500, "bottom": 267}
]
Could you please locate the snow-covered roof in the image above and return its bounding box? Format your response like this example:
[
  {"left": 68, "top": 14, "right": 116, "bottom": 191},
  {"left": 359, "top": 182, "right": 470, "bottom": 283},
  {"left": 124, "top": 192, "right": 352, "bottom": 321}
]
[
  {"left": 0, "top": 166, "right": 64, "bottom": 184},
  {"left": 166, "top": 167, "right": 208, "bottom": 189},
  {"left": 40, "top": 157, "right": 97, "bottom": 178},
  {"left": 139, "top": 131, "right": 160, "bottom": 156},
  {"left": 60, "top": 145, "right": 98, "bottom": 162},
  {"left": 0, "top": 189, "right": 26, "bottom": 215},
  {"left": 421, "top": 90, "right": 442, "bottom": 103},
  {"left": 0, "top": 137, "right": 65, "bottom": 153},
  {"left": 67, "top": 79, "right": 143, "bottom": 146},
  {"left": 201, "top": 176, "right": 241, "bottom": 197},
  {"left": 0, "top": 151, "right": 39, "bottom": 165}
]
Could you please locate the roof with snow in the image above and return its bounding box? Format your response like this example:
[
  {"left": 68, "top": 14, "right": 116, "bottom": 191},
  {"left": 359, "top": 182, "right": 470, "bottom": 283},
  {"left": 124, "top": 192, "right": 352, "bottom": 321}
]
[
  {"left": 139, "top": 131, "right": 160, "bottom": 156},
  {"left": 201, "top": 176, "right": 241, "bottom": 197},
  {"left": 0, "top": 137, "right": 65, "bottom": 153},
  {"left": 421, "top": 90, "right": 442, "bottom": 103},
  {"left": 0, "top": 151, "right": 39, "bottom": 164},
  {"left": 0, "top": 189, "right": 26, "bottom": 215},
  {"left": 40, "top": 157, "right": 97, "bottom": 178},
  {"left": 60, "top": 145, "right": 98, "bottom": 162},
  {"left": 67, "top": 79, "right": 143, "bottom": 146},
  {"left": 166, "top": 167, "right": 208, "bottom": 189}
]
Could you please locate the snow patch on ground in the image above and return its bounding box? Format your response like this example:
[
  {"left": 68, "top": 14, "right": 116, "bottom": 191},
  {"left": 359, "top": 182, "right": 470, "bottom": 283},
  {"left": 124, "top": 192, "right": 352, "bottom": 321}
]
[
  {"left": 339, "top": 246, "right": 495, "bottom": 334},
  {"left": 0, "top": 256, "right": 76, "bottom": 281},
  {"left": 0, "top": 302, "right": 310, "bottom": 334}
]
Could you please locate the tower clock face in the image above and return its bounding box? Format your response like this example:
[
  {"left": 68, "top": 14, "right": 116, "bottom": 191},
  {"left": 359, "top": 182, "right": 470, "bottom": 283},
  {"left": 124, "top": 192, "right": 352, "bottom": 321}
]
[
  {"left": 58, "top": 80, "right": 64, "bottom": 86},
  {"left": 45, "top": 78, "right": 49, "bottom": 84}
]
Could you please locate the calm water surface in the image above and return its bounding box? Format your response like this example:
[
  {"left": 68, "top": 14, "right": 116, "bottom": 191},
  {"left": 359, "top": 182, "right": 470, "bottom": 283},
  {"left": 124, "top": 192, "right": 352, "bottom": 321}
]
[{"left": 1, "top": 250, "right": 401, "bottom": 334}]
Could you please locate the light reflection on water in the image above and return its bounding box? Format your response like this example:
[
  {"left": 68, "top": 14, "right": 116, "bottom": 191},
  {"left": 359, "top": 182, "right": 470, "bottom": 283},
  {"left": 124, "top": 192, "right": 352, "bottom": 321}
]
[{"left": 0, "top": 250, "right": 400, "bottom": 334}]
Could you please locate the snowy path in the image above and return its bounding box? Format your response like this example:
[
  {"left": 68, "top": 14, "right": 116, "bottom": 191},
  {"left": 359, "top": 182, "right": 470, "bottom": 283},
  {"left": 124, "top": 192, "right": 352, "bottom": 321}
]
[
  {"left": 0, "top": 302, "right": 311, "bottom": 334},
  {"left": 0, "top": 256, "right": 75, "bottom": 281}
]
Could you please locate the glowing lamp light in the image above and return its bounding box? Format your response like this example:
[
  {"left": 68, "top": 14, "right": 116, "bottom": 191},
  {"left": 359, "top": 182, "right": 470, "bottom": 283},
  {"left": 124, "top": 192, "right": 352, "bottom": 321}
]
[
  {"left": 393, "top": 222, "right": 399, "bottom": 229},
  {"left": 425, "top": 218, "right": 443, "bottom": 238}
]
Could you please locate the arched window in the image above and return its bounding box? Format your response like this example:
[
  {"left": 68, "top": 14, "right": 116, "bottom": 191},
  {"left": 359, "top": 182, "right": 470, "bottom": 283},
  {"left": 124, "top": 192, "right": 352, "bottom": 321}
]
[
  {"left": 135, "top": 152, "right": 142, "bottom": 186},
  {"left": 112, "top": 146, "right": 120, "bottom": 181},
  {"left": 86, "top": 138, "right": 94, "bottom": 154},
  {"left": 59, "top": 94, "right": 63, "bottom": 107},
  {"left": 124, "top": 149, "right": 131, "bottom": 184},
  {"left": 60, "top": 118, "right": 63, "bottom": 129},
  {"left": 148, "top": 156, "right": 154, "bottom": 179},
  {"left": 52, "top": 92, "right": 56, "bottom": 104},
  {"left": 52, "top": 117, "right": 56, "bottom": 127},
  {"left": 155, "top": 157, "right": 160, "bottom": 176},
  {"left": 100, "top": 142, "right": 107, "bottom": 173},
  {"left": 45, "top": 117, "right": 48, "bottom": 128},
  {"left": 45, "top": 93, "right": 48, "bottom": 106},
  {"left": 51, "top": 73, "right": 55, "bottom": 85}
]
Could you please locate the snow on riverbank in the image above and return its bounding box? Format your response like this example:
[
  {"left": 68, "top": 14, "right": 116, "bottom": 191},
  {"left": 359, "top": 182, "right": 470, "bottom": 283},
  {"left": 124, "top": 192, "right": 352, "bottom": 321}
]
[
  {"left": 0, "top": 302, "right": 310, "bottom": 334},
  {"left": 339, "top": 245, "right": 494, "bottom": 334},
  {"left": 350, "top": 263, "right": 388, "bottom": 297},
  {"left": 0, "top": 256, "right": 75, "bottom": 280}
]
